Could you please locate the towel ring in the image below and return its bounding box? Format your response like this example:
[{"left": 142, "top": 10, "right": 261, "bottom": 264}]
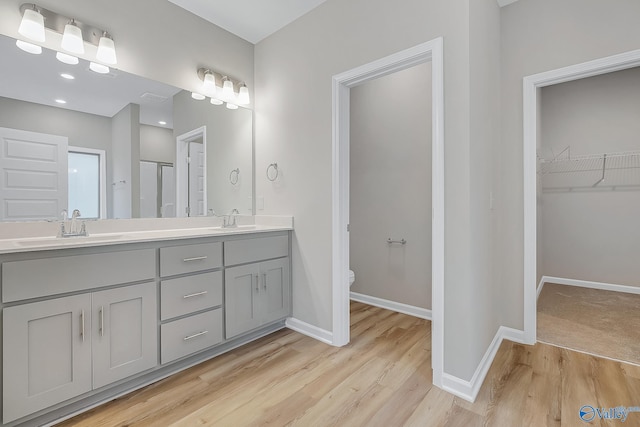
[
  {"left": 229, "top": 168, "right": 240, "bottom": 185},
  {"left": 267, "top": 163, "right": 279, "bottom": 181}
]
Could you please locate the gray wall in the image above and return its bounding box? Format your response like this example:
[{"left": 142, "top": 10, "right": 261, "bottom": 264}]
[
  {"left": 539, "top": 67, "right": 640, "bottom": 286},
  {"left": 349, "top": 63, "right": 432, "bottom": 309},
  {"left": 499, "top": 0, "right": 640, "bottom": 329},
  {"left": 140, "top": 124, "right": 174, "bottom": 164},
  {"left": 255, "top": 0, "right": 502, "bottom": 381},
  {"left": 173, "top": 90, "right": 253, "bottom": 216},
  {"left": 0, "top": 0, "right": 254, "bottom": 104},
  {"left": 111, "top": 104, "right": 140, "bottom": 219}
]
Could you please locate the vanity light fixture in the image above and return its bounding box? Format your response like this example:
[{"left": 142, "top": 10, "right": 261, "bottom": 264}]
[
  {"left": 202, "top": 70, "right": 216, "bottom": 96},
  {"left": 18, "top": 4, "right": 45, "bottom": 43},
  {"left": 191, "top": 92, "right": 205, "bottom": 101},
  {"left": 56, "top": 51, "right": 79, "bottom": 65},
  {"left": 89, "top": 62, "right": 109, "bottom": 74},
  {"left": 61, "top": 19, "right": 84, "bottom": 54},
  {"left": 226, "top": 103, "right": 238, "bottom": 110},
  {"left": 221, "top": 76, "right": 234, "bottom": 100},
  {"left": 96, "top": 32, "right": 117, "bottom": 65},
  {"left": 237, "top": 83, "right": 250, "bottom": 105},
  {"left": 15, "top": 39, "right": 42, "bottom": 54},
  {"left": 210, "top": 98, "right": 224, "bottom": 105}
]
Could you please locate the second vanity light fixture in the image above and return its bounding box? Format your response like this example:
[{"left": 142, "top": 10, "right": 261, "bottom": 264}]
[
  {"left": 192, "top": 68, "right": 250, "bottom": 109},
  {"left": 16, "top": 3, "right": 117, "bottom": 73}
]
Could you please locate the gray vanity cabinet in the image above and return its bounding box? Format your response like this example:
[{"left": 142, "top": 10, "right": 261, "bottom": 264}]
[
  {"left": 3, "top": 294, "right": 93, "bottom": 424},
  {"left": 92, "top": 282, "right": 158, "bottom": 389},
  {"left": 225, "top": 255, "right": 290, "bottom": 339}
]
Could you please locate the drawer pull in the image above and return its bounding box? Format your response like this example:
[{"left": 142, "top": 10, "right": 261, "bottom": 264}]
[
  {"left": 255, "top": 274, "right": 259, "bottom": 292},
  {"left": 263, "top": 273, "right": 267, "bottom": 290},
  {"left": 99, "top": 306, "right": 104, "bottom": 337},
  {"left": 80, "top": 310, "right": 85, "bottom": 342},
  {"left": 182, "top": 256, "right": 208, "bottom": 262},
  {"left": 183, "top": 330, "right": 209, "bottom": 341},
  {"left": 183, "top": 290, "right": 208, "bottom": 299}
]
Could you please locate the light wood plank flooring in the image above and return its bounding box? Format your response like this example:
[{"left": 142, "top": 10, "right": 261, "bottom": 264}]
[
  {"left": 538, "top": 283, "right": 640, "bottom": 366},
  {"left": 58, "top": 302, "right": 640, "bottom": 426}
]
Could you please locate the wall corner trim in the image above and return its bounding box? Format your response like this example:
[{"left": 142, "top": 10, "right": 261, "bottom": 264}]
[
  {"left": 349, "top": 292, "right": 432, "bottom": 320},
  {"left": 285, "top": 317, "right": 334, "bottom": 346},
  {"left": 441, "top": 326, "right": 526, "bottom": 402}
]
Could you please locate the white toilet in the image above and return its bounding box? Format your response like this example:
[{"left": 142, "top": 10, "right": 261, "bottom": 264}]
[{"left": 349, "top": 269, "right": 355, "bottom": 287}]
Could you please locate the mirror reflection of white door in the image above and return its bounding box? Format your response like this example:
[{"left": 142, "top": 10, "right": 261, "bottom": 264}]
[
  {"left": 161, "top": 165, "right": 175, "bottom": 217},
  {"left": 139, "top": 161, "right": 158, "bottom": 218},
  {"left": 0, "top": 127, "right": 68, "bottom": 221},
  {"left": 175, "top": 126, "right": 206, "bottom": 217},
  {"left": 188, "top": 141, "right": 205, "bottom": 216}
]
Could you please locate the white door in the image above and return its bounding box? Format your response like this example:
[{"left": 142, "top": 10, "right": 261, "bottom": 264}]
[
  {"left": 0, "top": 127, "right": 68, "bottom": 221},
  {"left": 139, "top": 161, "right": 158, "bottom": 218},
  {"left": 188, "top": 141, "right": 205, "bottom": 216},
  {"left": 161, "top": 165, "right": 175, "bottom": 217}
]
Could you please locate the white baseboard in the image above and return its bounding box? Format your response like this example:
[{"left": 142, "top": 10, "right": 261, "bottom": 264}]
[
  {"left": 285, "top": 317, "right": 334, "bottom": 345},
  {"left": 538, "top": 276, "right": 640, "bottom": 297},
  {"left": 441, "top": 325, "right": 525, "bottom": 402},
  {"left": 349, "top": 292, "right": 432, "bottom": 320}
]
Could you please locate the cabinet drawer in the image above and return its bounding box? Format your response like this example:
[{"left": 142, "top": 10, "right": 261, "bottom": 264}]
[
  {"left": 2, "top": 249, "right": 155, "bottom": 303},
  {"left": 161, "top": 309, "right": 223, "bottom": 364},
  {"left": 161, "top": 272, "right": 222, "bottom": 321},
  {"left": 224, "top": 234, "right": 288, "bottom": 266},
  {"left": 160, "top": 242, "right": 222, "bottom": 277}
]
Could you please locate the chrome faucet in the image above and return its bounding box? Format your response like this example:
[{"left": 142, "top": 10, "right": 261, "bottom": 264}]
[
  {"left": 59, "top": 209, "right": 88, "bottom": 238},
  {"left": 223, "top": 209, "right": 240, "bottom": 228}
]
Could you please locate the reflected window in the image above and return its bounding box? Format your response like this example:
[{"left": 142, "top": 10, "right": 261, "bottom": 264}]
[{"left": 68, "top": 147, "right": 106, "bottom": 219}]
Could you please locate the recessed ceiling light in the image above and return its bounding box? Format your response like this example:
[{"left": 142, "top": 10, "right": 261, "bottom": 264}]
[
  {"left": 55, "top": 99, "right": 67, "bottom": 104},
  {"left": 158, "top": 121, "right": 167, "bottom": 125},
  {"left": 60, "top": 73, "right": 75, "bottom": 80}
]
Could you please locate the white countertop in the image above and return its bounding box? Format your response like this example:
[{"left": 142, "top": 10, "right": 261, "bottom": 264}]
[{"left": 0, "top": 216, "right": 293, "bottom": 255}]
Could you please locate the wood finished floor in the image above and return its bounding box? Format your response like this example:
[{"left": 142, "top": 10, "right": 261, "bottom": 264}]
[
  {"left": 538, "top": 283, "right": 640, "bottom": 366},
  {"left": 58, "top": 302, "right": 640, "bottom": 427}
]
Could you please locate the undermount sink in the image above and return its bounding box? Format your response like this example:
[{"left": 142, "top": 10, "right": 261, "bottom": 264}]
[{"left": 14, "top": 234, "right": 124, "bottom": 247}]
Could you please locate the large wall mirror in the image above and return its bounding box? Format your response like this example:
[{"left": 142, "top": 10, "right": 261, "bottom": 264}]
[{"left": 0, "top": 34, "right": 253, "bottom": 222}]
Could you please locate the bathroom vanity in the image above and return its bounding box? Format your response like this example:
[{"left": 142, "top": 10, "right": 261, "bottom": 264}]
[{"left": 0, "top": 218, "right": 292, "bottom": 426}]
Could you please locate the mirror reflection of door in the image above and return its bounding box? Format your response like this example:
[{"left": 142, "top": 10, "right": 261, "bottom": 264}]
[
  {"left": 139, "top": 161, "right": 175, "bottom": 218},
  {"left": 188, "top": 140, "right": 205, "bottom": 216}
]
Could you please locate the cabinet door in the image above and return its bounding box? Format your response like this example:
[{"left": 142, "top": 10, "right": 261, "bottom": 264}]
[
  {"left": 3, "top": 294, "right": 92, "bottom": 424},
  {"left": 92, "top": 282, "right": 158, "bottom": 389},
  {"left": 225, "top": 263, "right": 261, "bottom": 339},
  {"left": 260, "top": 258, "right": 291, "bottom": 325}
]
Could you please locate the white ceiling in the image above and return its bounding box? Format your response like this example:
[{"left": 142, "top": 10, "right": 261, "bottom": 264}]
[
  {"left": 167, "top": 0, "right": 329, "bottom": 44},
  {"left": 0, "top": 35, "right": 180, "bottom": 127}
]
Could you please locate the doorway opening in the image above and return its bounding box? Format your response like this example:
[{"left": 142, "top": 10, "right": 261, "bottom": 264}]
[
  {"left": 332, "top": 38, "right": 444, "bottom": 386},
  {"left": 176, "top": 126, "right": 207, "bottom": 217},
  {"left": 522, "top": 48, "right": 640, "bottom": 347}
]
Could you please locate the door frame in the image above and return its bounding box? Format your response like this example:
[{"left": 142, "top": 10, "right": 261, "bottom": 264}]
[
  {"left": 522, "top": 48, "right": 640, "bottom": 344},
  {"left": 176, "top": 126, "right": 207, "bottom": 217},
  {"left": 331, "top": 37, "right": 445, "bottom": 386}
]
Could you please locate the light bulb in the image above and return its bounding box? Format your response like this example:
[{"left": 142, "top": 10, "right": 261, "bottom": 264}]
[
  {"left": 191, "top": 93, "right": 205, "bottom": 100},
  {"left": 56, "top": 51, "right": 79, "bottom": 65},
  {"left": 210, "top": 98, "right": 223, "bottom": 105},
  {"left": 202, "top": 72, "right": 216, "bottom": 96},
  {"left": 222, "top": 78, "right": 234, "bottom": 100},
  {"left": 89, "top": 62, "right": 109, "bottom": 74},
  {"left": 96, "top": 34, "right": 117, "bottom": 65},
  {"left": 61, "top": 20, "right": 84, "bottom": 54},
  {"left": 18, "top": 7, "right": 45, "bottom": 42},
  {"left": 238, "top": 83, "right": 250, "bottom": 105},
  {"left": 226, "top": 103, "right": 238, "bottom": 110},
  {"left": 15, "top": 40, "right": 42, "bottom": 54}
]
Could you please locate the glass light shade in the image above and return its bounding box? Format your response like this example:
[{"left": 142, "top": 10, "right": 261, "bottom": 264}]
[
  {"left": 61, "top": 21, "right": 84, "bottom": 54},
  {"left": 191, "top": 92, "right": 205, "bottom": 100},
  {"left": 89, "top": 62, "right": 110, "bottom": 74},
  {"left": 15, "top": 40, "right": 42, "bottom": 54},
  {"left": 96, "top": 35, "right": 117, "bottom": 65},
  {"left": 222, "top": 78, "right": 234, "bottom": 100},
  {"left": 210, "top": 98, "right": 223, "bottom": 105},
  {"left": 238, "top": 84, "right": 250, "bottom": 105},
  {"left": 226, "top": 102, "right": 238, "bottom": 110},
  {"left": 202, "top": 73, "right": 216, "bottom": 95},
  {"left": 56, "top": 51, "right": 79, "bottom": 65},
  {"left": 18, "top": 8, "right": 45, "bottom": 42}
]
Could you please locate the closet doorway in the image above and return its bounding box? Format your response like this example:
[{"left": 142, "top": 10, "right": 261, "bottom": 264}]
[
  {"left": 331, "top": 38, "right": 444, "bottom": 386},
  {"left": 523, "top": 49, "right": 640, "bottom": 358}
]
